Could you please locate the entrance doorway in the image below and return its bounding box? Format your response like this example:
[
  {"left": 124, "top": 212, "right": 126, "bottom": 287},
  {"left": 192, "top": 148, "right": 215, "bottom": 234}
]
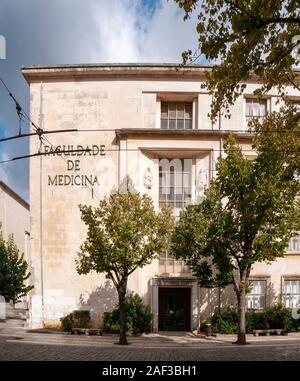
[{"left": 158, "top": 288, "right": 191, "bottom": 331}]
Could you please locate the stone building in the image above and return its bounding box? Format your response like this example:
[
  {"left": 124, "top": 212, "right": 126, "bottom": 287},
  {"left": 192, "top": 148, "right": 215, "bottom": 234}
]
[
  {"left": 0, "top": 181, "right": 30, "bottom": 310},
  {"left": 0, "top": 181, "right": 30, "bottom": 256},
  {"left": 22, "top": 64, "right": 300, "bottom": 330}
]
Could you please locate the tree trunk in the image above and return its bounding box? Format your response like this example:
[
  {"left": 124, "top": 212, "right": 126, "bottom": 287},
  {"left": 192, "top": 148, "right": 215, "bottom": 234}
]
[
  {"left": 118, "top": 285, "right": 128, "bottom": 345},
  {"left": 236, "top": 289, "right": 247, "bottom": 345}
]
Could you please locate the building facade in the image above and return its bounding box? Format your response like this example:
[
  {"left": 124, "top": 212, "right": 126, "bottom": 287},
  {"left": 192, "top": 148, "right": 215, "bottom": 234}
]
[
  {"left": 0, "top": 181, "right": 30, "bottom": 255},
  {"left": 22, "top": 64, "right": 300, "bottom": 330},
  {"left": 0, "top": 181, "right": 30, "bottom": 308}
]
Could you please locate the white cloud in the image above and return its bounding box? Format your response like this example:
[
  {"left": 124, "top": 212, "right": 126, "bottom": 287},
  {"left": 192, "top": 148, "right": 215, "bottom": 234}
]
[
  {"left": 89, "top": 0, "right": 199, "bottom": 63},
  {"left": 0, "top": 0, "right": 201, "bottom": 201}
]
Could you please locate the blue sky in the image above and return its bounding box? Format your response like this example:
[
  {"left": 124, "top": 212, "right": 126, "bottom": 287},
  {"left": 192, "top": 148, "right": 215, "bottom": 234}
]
[{"left": 0, "top": 0, "right": 200, "bottom": 201}]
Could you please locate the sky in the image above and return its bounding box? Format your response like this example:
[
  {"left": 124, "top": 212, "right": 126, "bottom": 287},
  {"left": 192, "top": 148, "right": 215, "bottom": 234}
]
[{"left": 0, "top": 0, "right": 200, "bottom": 202}]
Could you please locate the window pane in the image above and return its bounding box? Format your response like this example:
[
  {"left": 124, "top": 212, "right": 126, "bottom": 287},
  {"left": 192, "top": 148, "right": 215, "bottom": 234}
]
[
  {"left": 176, "top": 103, "right": 184, "bottom": 118},
  {"left": 246, "top": 100, "right": 252, "bottom": 116},
  {"left": 260, "top": 101, "right": 267, "bottom": 116},
  {"left": 161, "top": 103, "right": 168, "bottom": 118},
  {"left": 184, "top": 119, "right": 192, "bottom": 129},
  {"left": 169, "top": 119, "right": 176, "bottom": 129},
  {"left": 169, "top": 104, "right": 176, "bottom": 118},
  {"left": 177, "top": 119, "right": 184, "bottom": 129},
  {"left": 185, "top": 103, "right": 192, "bottom": 119},
  {"left": 161, "top": 119, "right": 168, "bottom": 129}
]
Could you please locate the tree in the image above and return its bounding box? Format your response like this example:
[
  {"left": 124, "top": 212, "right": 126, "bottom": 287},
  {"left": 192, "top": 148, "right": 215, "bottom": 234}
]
[
  {"left": 0, "top": 231, "right": 33, "bottom": 305},
  {"left": 171, "top": 110, "right": 300, "bottom": 344},
  {"left": 76, "top": 177, "right": 173, "bottom": 345},
  {"left": 175, "top": 0, "right": 300, "bottom": 119}
]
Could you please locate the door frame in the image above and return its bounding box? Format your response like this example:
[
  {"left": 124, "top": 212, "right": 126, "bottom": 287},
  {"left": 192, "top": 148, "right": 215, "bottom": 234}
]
[
  {"left": 150, "top": 277, "right": 199, "bottom": 333},
  {"left": 158, "top": 287, "right": 191, "bottom": 331}
]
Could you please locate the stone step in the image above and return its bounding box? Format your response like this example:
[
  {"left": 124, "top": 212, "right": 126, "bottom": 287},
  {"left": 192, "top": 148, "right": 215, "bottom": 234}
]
[
  {"left": 5, "top": 304, "right": 28, "bottom": 320},
  {"left": 0, "top": 318, "right": 28, "bottom": 329}
]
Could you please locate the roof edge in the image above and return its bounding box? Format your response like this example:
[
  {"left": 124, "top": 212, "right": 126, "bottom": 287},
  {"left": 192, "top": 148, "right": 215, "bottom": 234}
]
[{"left": 0, "top": 181, "right": 29, "bottom": 210}]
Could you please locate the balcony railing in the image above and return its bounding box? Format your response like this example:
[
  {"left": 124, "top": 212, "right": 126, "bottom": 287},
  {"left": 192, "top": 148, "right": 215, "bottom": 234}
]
[{"left": 287, "top": 235, "right": 300, "bottom": 253}]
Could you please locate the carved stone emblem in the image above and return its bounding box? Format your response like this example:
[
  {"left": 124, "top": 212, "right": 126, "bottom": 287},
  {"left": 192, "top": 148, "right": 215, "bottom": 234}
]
[{"left": 143, "top": 167, "right": 153, "bottom": 189}]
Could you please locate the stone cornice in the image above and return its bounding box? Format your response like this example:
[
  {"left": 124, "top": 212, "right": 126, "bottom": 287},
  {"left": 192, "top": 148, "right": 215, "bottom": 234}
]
[
  {"left": 21, "top": 63, "right": 300, "bottom": 84},
  {"left": 115, "top": 128, "right": 254, "bottom": 141}
]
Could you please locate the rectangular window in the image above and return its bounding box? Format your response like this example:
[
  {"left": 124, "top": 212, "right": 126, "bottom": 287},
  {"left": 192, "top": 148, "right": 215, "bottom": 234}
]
[
  {"left": 287, "top": 234, "right": 300, "bottom": 252},
  {"left": 245, "top": 99, "right": 267, "bottom": 122},
  {"left": 159, "top": 158, "right": 192, "bottom": 261},
  {"left": 284, "top": 280, "right": 300, "bottom": 308},
  {"left": 161, "top": 102, "right": 192, "bottom": 130},
  {"left": 159, "top": 158, "right": 192, "bottom": 218},
  {"left": 291, "top": 100, "right": 300, "bottom": 111},
  {"left": 246, "top": 280, "right": 267, "bottom": 310}
]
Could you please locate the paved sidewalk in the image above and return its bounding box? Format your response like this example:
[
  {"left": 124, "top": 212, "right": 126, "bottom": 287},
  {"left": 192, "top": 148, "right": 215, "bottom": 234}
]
[{"left": 1, "top": 327, "right": 300, "bottom": 361}]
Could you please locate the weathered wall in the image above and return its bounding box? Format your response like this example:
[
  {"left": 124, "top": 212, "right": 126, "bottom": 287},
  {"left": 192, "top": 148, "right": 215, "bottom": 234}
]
[{"left": 25, "top": 67, "right": 300, "bottom": 329}]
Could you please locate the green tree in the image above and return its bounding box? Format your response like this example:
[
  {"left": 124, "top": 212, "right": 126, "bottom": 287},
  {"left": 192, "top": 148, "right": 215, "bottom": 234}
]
[
  {"left": 175, "top": 0, "right": 300, "bottom": 119},
  {"left": 0, "top": 231, "right": 33, "bottom": 305},
  {"left": 76, "top": 177, "right": 173, "bottom": 345},
  {"left": 171, "top": 111, "right": 300, "bottom": 344}
]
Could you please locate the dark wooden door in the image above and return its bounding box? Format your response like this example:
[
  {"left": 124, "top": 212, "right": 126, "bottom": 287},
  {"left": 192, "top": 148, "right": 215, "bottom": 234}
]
[{"left": 158, "top": 288, "right": 191, "bottom": 331}]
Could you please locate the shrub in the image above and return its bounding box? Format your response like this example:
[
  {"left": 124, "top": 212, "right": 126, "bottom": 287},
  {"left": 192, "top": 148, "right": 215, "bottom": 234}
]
[
  {"left": 60, "top": 310, "right": 91, "bottom": 332},
  {"left": 264, "top": 304, "right": 292, "bottom": 331},
  {"left": 72, "top": 310, "right": 91, "bottom": 328},
  {"left": 60, "top": 313, "right": 73, "bottom": 332},
  {"left": 291, "top": 309, "right": 300, "bottom": 332},
  {"left": 208, "top": 304, "right": 294, "bottom": 334},
  {"left": 210, "top": 308, "right": 238, "bottom": 334},
  {"left": 103, "top": 292, "right": 153, "bottom": 335}
]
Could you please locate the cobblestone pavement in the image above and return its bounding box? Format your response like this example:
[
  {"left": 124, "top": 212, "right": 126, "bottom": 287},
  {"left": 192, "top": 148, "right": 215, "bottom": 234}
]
[{"left": 1, "top": 331, "right": 300, "bottom": 361}]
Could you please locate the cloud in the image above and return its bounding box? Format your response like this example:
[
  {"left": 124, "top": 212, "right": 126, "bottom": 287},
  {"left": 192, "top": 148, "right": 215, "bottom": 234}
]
[
  {"left": 0, "top": 0, "right": 200, "bottom": 201},
  {"left": 89, "top": 0, "right": 199, "bottom": 63}
]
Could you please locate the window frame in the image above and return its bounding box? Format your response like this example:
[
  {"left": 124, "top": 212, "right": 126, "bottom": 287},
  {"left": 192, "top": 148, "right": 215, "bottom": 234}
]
[
  {"left": 246, "top": 279, "right": 267, "bottom": 310},
  {"left": 283, "top": 279, "right": 300, "bottom": 309},
  {"left": 158, "top": 157, "right": 194, "bottom": 262},
  {"left": 160, "top": 101, "right": 193, "bottom": 130},
  {"left": 245, "top": 98, "right": 268, "bottom": 124}
]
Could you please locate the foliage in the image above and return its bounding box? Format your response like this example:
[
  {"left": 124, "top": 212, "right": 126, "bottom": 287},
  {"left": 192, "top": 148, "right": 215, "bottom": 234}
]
[
  {"left": 245, "top": 310, "right": 266, "bottom": 332},
  {"left": 175, "top": 0, "right": 300, "bottom": 119},
  {"left": 0, "top": 230, "right": 33, "bottom": 304},
  {"left": 60, "top": 310, "right": 91, "bottom": 332},
  {"left": 60, "top": 313, "right": 73, "bottom": 332},
  {"left": 208, "top": 308, "right": 239, "bottom": 334},
  {"left": 77, "top": 177, "right": 173, "bottom": 280},
  {"left": 264, "top": 304, "right": 292, "bottom": 331},
  {"left": 207, "top": 305, "right": 295, "bottom": 334},
  {"left": 171, "top": 117, "right": 300, "bottom": 343},
  {"left": 102, "top": 292, "right": 153, "bottom": 335},
  {"left": 171, "top": 131, "right": 300, "bottom": 288},
  {"left": 77, "top": 176, "right": 173, "bottom": 344}
]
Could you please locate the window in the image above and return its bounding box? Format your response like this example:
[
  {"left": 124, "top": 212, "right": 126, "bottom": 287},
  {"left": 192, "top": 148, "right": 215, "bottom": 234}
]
[
  {"left": 159, "top": 158, "right": 192, "bottom": 261},
  {"left": 159, "top": 158, "right": 192, "bottom": 219},
  {"left": 287, "top": 234, "right": 300, "bottom": 252},
  {"left": 246, "top": 280, "right": 267, "bottom": 310},
  {"left": 245, "top": 99, "right": 267, "bottom": 122},
  {"left": 284, "top": 280, "right": 300, "bottom": 308},
  {"left": 161, "top": 102, "right": 192, "bottom": 130},
  {"left": 291, "top": 100, "right": 300, "bottom": 111}
]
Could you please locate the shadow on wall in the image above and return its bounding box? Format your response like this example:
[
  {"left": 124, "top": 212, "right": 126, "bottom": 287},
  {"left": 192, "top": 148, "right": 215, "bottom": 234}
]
[
  {"left": 78, "top": 280, "right": 118, "bottom": 327},
  {"left": 200, "top": 281, "right": 280, "bottom": 322}
]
